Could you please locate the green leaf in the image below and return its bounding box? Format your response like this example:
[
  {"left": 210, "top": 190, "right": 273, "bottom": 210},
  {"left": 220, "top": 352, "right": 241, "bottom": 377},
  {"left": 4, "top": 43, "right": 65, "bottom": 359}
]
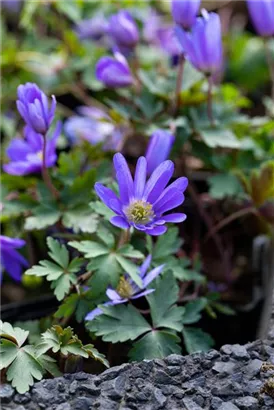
[
  {"left": 55, "top": 1, "right": 82, "bottom": 22},
  {"left": 129, "top": 330, "right": 181, "bottom": 361},
  {"left": 89, "top": 201, "right": 115, "bottom": 219},
  {"left": 87, "top": 304, "right": 151, "bottom": 343},
  {"left": 25, "top": 260, "right": 63, "bottom": 280},
  {"left": 182, "top": 298, "right": 208, "bottom": 324},
  {"left": 54, "top": 291, "right": 97, "bottom": 323},
  {"left": 52, "top": 273, "right": 77, "bottom": 301},
  {"left": 117, "top": 244, "right": 144, "bottom": 259},
  {"left": 208, "top": 174, "right": 243, "bottom": 199},
  {"left": 14, "top": 320, "right": 41, "bottom": 345},
  {"left": 47, "top": 237, "right": 69, "bottom": 268},
  {"left": 69, "top": 241, "right": 109, "bottom": 258},
  {"left": 115, "top": 255, "right": 142, "bottom": 288},
  {"left": 63, "top": 209, "right": 99, "bottom": 234},
  {"left": 200, "top": 128, "right": 240, "bottom": 149},
  {"left": 96, "top": 224, "right": 115, "bottom": 248},
  {"left": 87, "top": 254, "right": 121, "bottom": 289},
  {"left": 37, "top": 354, "right": 62, "bottom": 377},
  {"left": 0, "top": 320, "right": 29, "bottom": 347},
  {"left": 147, "top": 272, "right": 184, "bottom": 331},
  {"left": 83, "top": 344, "right": 109, "bottom": 368},
  {"left": 25, "top": 209, "right": 61, "bottom": 230},
  {"left": 182, "top": 327, "right": 214, "bottom": 354},
  {"left": 152, "top": 227, "right": 183, "bottom": 261}
]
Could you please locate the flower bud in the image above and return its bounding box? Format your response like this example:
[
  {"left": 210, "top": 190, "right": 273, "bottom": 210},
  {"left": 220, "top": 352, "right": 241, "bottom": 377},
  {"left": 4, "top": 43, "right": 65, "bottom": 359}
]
[
  {"left": 95, "top": 53, "right": 133, "bottom": 88},
  {"left": 145, "top": 130, "right": 175, "bottom": 175},
  {"left": 247, "top": 0, "right": 274, "bottom": 37},
  {"left": 171, "top": 0, "right": 200, "bottom": 30}
]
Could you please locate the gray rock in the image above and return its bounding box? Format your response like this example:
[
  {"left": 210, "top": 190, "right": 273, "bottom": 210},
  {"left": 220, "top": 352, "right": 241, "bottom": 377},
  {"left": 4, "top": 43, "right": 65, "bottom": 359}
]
[
  {"left": 211, "top": 396, "right": 223, "bottom": 410},
  {"left": 211, "top": 381, "right": 242, "bottom": 398},
  {"left": 14, "top": 392, "right": 31, "bottom": 404},
  {"left": 182, "top": 397, "right": 204, "bottom": 410},
  {"left": 71, "top": 397, "right": 95, "bottom": 410},
  {"left": 56, "top": 404, "right": 71, "bottom": 410},
  {"left": 235, "top": 396, "right": 259, "bottom": 410},
  {"left": 100, "top": 363, "right": 130, "bottom": 382},
  {"left": 230, "top": 345, "right": 250, "bottom": 360},
  {"left": 153, "top": 388, "right": 167, "bottom": 407},
  {"left": 74, "top": 372, "right": 89, "bottom": 381},
  {"left": 243, "top": 359, "right": 263, "bottom": 378},
  {"left": 0, "top": 384, "right": 14, "bottom": 403},
  {"left": 164, "top": 354, "right": 185, "bottom": 366},
  {"left": 213, "top": 361, "right": 237, "bottom": 375},
  {"left": 153, "top": 370, "right": 178, "bottom": 385},
  {"left": 219, "top": 403, "right": 240, "bottom": 410},
  {"left": 69, "top": 380, "right": 78, "bottom": 394}
]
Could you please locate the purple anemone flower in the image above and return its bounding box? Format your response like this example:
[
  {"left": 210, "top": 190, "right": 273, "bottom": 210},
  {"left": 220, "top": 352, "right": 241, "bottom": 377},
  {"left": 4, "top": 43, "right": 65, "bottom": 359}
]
[
  {"left": 171, "top": 0, "right": 201, "bottom": 30},
  {"left": 145, "top": 130, "right": 175, "bottom": 176},
  {"left": 108, "top": 10, "right": 139, "bottom": 49},
  {"left": 64, "top": 115, "right": 121, "bottom": 151},
  {"left": 175, "top": 9, "right": 223, "bottom": 74},
  {"left": 3, "top": 122, "right": 60, "bottom": 176},
  {"left": 85, "top": 255, "right": 164, "bottom": 320},
  {"left": 0, "top": 236, "right": 28, "bottom": 282},
  {"left": 96, "top": 53, "right": 133, "bottom": 88},
  {"left": 75, "top": 15, "right": 109, "bottom": 41},
  {"left": 17, "top": 83, "right": 56, "bottom": 134},
  {"left": 95, "top": 153, "right": 188, "bottom": 236},
  {"left": 247, "top": 0, "right": 274, "bottom": 37}
]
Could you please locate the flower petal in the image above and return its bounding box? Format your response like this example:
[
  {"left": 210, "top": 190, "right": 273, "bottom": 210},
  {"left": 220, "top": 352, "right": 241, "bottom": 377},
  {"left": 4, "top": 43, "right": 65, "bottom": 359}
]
[
  {"left": 94, "top": 183, "right": 122, "bottom": 214},
  {"left": 106, "top": 288, "right": 123, "bottom": 301},
  {"left": 142, "top": 264, "right": 164, "bottom": 287},
  {"left": 139, "top": 254, "right": 152, "bottom": 278},
  {"left": 6, "top": 139, "right": 32, "bottom": 161},
  {"left": 113, "top": 153, "right": 134, "bottom": 204},
  {"left": 110, "top": 216, "right": 130, "bottom": 229},
  {"left": 85, "top": 307, "right": 104, "bottom": 320},
  {"left": 155, "top": 191, "right": 185, "bottom": 215},
  {"left": 134, "top": 156, "right": 147, "bottom": 198},
  {"left": 144, "top": 225, "right": 167, "bottom": 236},
  {"left": 131, "top": 289, "right": 155, "bottom": 299},
  {"left": 162, "top": 213, "right": 187, "bottom": 223},
  {"left": 143, "top": 160, "right": 174, "bottom": 204}
]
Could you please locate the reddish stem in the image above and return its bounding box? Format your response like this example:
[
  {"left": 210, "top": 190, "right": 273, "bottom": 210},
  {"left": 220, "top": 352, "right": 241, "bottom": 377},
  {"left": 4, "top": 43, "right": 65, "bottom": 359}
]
[{"left": 42, "top": 134, "right": 59, "bottom": 200}]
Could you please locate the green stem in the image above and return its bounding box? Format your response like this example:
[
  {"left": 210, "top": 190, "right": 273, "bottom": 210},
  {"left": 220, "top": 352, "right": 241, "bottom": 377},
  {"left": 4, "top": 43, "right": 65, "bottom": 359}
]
[
  {"left": 173, "top": 54, "right": 185, "bottom": 115},
  {"left": 42, "top": 134, "right": 59, "bottom": 200},
  {"left": 264, "top": 38, "right": 274, "bottom": 101},
  {"left": 118, "top": 229, "right": 130, "bottom": 248},
  {"left": 207, "top": 75, "right": 215, "bottom": 127}
]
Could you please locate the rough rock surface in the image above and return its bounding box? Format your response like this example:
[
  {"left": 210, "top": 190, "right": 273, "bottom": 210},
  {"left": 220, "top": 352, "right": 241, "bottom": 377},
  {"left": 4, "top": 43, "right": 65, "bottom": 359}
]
[{"left": 2, "top": 339, "right": 274, "bottom": 410}]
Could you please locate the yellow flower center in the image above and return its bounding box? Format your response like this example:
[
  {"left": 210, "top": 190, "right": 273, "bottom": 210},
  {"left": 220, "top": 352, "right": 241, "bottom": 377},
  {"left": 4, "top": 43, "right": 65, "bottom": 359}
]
[
  {"left": 116, "top": 276, "right": 133, "bottom": 298},
  {"left": 125, "top": 200, "right": 154, "bottom": 225},
  {"left": 37, "top": 151, "right": 43, "bottom": 160}
]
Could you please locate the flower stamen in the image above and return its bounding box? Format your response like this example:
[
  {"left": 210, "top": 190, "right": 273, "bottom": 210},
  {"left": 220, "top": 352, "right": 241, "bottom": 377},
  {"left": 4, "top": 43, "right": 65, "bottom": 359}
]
[
  {"left": 125, "top": 200, "right": 154, "bottom": 225},
  {"left": 116, "top": 276, "right": 133, "bottom": 298}
]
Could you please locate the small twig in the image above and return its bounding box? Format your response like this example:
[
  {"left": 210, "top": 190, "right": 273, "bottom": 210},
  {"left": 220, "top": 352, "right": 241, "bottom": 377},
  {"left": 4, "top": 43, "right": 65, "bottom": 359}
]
[
  {"left": 264, "top": 39, "right": 274, "bottom": 101},
  {"left": 204, "top": 206, "right": 257, "bottom": 242},
  {"left": 118, "top": 229, "right": 130, "bottom": 247},
  {"left": 42, "top": 134, "right": 60, "bottom": 200},
  {"left": 78, "top": 271, "right": 93, "bottom": 284},
  {"left": 207, "top": 75, "right": 215, "bottom": 127},
  {"left": 173, "top": 54, "right": 185, "bottom": 115}
]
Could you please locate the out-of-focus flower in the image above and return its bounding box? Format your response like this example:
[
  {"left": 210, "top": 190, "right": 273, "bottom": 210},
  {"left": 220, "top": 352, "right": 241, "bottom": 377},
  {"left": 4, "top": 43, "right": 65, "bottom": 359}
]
[
  {"left": 2, "top": 0, "right": 22, "bottom": 14},
  {"left": 0, "top": 236, "right": 28, "bottom": 282},
  {"left": 158, "top": 27, "right": 182, "bottom": 58},
  {"left": 95, "top": 53, "right": 133, "bottom": 88},
  {"left": 85, "top": 255, "right": 164, "bottom": 320},
  {"left": 16, "top": 83, "right": 56, "bottom": 134},
  {"left": 3, "top": 123, "right": 60, "bottom": 176},
  {"left": 75, "top": 14, "right": 109, "bottom": 41},
  {"left": 145, "top": 130, "right": 175, "bottom": 176},
  {"left": 247, "top": 0, "right": 274, "bottom": 37},
  {"left": 108, "top": 10, "right": 139, "bottom": 49},
  {"left": 143, "top": 9, "right": 163, "bottom": 45},
  {"left": 171, "top": 0, "right": 201, "bottom": 30},
  {"left": 175, "top": 9, "right": 223, "bottom": 74},
  {"left": 64, "top": 115, "right": 121, "bottom": 151},
  {"left": 95, "top": 153, "right": 188, "bottom": 236}
]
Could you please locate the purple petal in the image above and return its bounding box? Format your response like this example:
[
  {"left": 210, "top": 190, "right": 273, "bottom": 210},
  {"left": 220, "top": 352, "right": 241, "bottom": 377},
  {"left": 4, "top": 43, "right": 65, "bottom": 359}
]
[
  {"left": 131, "top": 289, "right": 155, "bottom": 299},
  {"left": 94, "top": 183, "right": 122, "bottom": 214},
  {"left": 106, "top": 288, "right": 123, "bottom": 301},
  {"left": 144, "top": 225, "right": 167, "bottom": 236},
  {"left": 28, "top": 104, "right": 46, "bottom": 133},
  {"left": 1, "top": 249, "right": 28, "bottom": 282},
  {"left": 6, "top": 139, "right": 32, "bottom": 161},
  {"left": 143, "top": 160, "right": 174, "bottom": 204},
  {"left": 154, "top": 190, "right": 185, "bottom": 214},
  {"left": 3, "top": 161, "right": 41, "bottom": 175},
  {"left": 0, "top": 236, "right": 26, "bottom": 249},
  {"left": 142, "top": 264, "right": 164, "bottom": 287},
  {"left": 110, "top": 216, "right": 130, "bottom": 229},
  {"left": 134, "top": 156, "right": 147, "bottom": 199},
  {"left": 139, "top": 254, "right": 152, "bottom": 278},
  {"left": 113, "top": 153, "right": 134, "bottom": 204},
  {"left": 161, "top": 213, "right": 187, "bottom": 223},
  {"left": 85, "top": 307, "right": 104, "bottom": 320}
]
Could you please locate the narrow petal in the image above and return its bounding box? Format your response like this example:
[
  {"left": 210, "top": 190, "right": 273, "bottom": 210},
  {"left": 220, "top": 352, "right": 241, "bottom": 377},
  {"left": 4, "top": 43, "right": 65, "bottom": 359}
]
[
  {"left": 106, "top": 288, "right": 123, "bottom": 301},
  {"left": 3, "top": 161, "right": 41, "bottom": 176},
  {"left": 110, "top": 216, "right": 130, "bottom": 229},
  {"left": 131, "top": 289, "right": 155, "bottom": 299},
  {"left": 162, "top": 213, "right": 187, "bottom": 223},
  {"left": 142, "top": 265, "right": 164, "bottom": 287},
  {"left": 154, "top": 177, "right": 188, "bottom": 209},
  {"left": 134, "top": 156, "right": 147, "bottom": 199},
  {"left": 143, "top": 160, "right": 174, "bottom": 204},
  {"left": 94, "top": 183, "right": 122, "bottom": 214},
  {"left": 85, "top": 307, "right": 104, "bottom": 320},
  {"left": 6, "top": 139, "right": 32, "bottom": 161},
  {"left": 144, "top": 225, "right": 167, "bottom": 236},
  {"left": 155, "top": 192, "right": 185, "bottom": 215},
  {"left": 113, "top": 153, "right": 134, "bottom": 204},
  {"left": 139, "top": 254, "right": 152, "bottom": 278}
]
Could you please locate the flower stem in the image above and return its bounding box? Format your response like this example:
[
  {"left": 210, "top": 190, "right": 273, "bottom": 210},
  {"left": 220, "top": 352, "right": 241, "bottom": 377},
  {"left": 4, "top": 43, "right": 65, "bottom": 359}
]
[
  {"left": 264, "top": 38, "right": 274, "bottom": 101},
  {"left": 207, "top": 75, "right": 215, "bottom": 127},
  {"left": 173, "top": 54, "right": 185, "bottom": 115},
  {"left": 118, "top": 229, "right": 130, "bottom": 247},
  {"left": 42, "top": 134, "right": 59, "bottom": 200}
]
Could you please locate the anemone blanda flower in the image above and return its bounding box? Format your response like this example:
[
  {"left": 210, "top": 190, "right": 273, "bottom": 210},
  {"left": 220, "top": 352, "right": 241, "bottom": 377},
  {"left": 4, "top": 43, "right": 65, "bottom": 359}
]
[
  {"left": 95, "top": 53, "right": 133, "bottom": 88},
  {"left": 247, "top": 0, "right": 274, "bottom": 37},
  {"left": 95, "top": 153, "right": 188, "bottom": 236},
  {"left": 0, "top": 236, "right": 28, "bottom": 282},
  {"left": 3, "top": 122, "right": 61, "bottom": 176},
  {"left": 85, "top": 255, "right": 164, "bottom": 320},
  {"left": 75, "top": 14, "right": 109, "bottom": 41},
  {"left": 175, "top": 9, "right": 223, "bottom": 74},
  {"left": 171, "top": 0, "right": 201, "bottom": 30},
  {"left": 16, "top": 83, "right": 56, "bottom": 134},
  {"left": 145, "top": 130, "right": 175, "bottom": 176},
  {"left": 108, "top": 10, "right": 139, "bottom": 49}
]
